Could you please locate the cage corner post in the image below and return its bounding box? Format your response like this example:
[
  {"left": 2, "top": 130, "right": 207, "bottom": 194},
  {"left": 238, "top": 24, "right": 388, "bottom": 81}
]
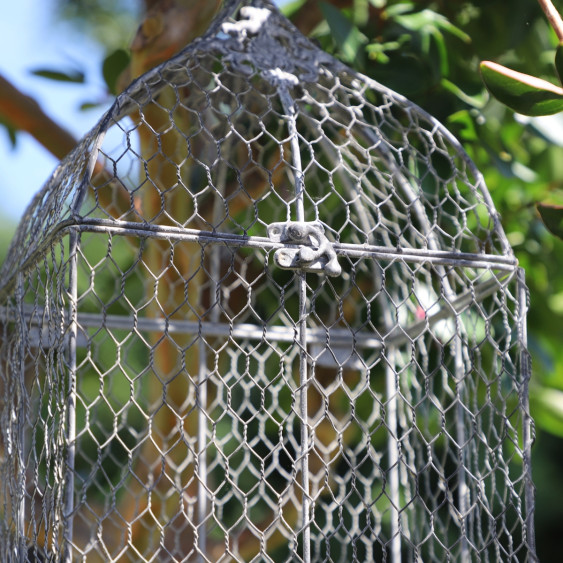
[
  {"left": 278, "top": 83, "right": 313, "bottom": 563},
  {"left": 62, "top": 226, "right": 80, "bottom": 562},
  {"left": 14, "top": 272, "right": 28, "bottom": 560},
  {"left": 518, "top": 266, "right": 537, "bottom": 561},
  {"left": 196, "top": 334, "right": 209, "bottom": 560}
]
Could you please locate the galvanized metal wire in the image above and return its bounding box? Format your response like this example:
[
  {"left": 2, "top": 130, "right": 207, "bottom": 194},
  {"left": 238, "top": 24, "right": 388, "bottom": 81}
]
[{"left": 0, "top": 0, "right": 536, "bottom": 561}]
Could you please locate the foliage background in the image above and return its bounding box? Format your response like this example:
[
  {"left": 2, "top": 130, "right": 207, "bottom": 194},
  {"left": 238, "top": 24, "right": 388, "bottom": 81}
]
[{"left": 1, "top": 0, "right": 563, "bottom": 559}]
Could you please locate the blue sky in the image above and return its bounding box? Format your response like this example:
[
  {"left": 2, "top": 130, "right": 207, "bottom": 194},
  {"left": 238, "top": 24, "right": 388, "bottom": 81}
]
[
  {"left": 0, "top": 0, "right": 114, "bottom": 225},
  {"left": 0, "top": 0, "right": 287, "bottom": 233}
]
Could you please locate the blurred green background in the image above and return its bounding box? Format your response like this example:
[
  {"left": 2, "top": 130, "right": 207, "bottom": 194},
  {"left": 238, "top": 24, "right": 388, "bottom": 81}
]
[{"left": 2, "top": 0, "right": 563, "bottom": 560}]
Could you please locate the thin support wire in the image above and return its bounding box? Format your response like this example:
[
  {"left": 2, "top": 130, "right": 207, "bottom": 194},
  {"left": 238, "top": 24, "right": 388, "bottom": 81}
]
[
  {"left": 280, "top": 84, "right": 311, "bottom": 562},
  {"left": 197, "top": 337, "right": 208, "bottom": 559},
  {"left": 15, "top": 274, "right": 26, "bottom": 559},
  {"left": 280, "top": 86, "right": 305, "bottom": 224},
  {"left": 518, "top": 267, "right": 537, "bottom": 562},
  {"left": 197, "top": 156, "right": 230, "bottom": 559},
  {"left": 453, "top": 332, "right": 470, "bottom": 560},
  {"left": 62, "top": 228, "right": 79, "bottom": 562},
  {"left": 297, "top": 277, "right": 311, "bottom": 563},
  {"left": 385, "top": 350, "right": 401, "bottom": 563}
]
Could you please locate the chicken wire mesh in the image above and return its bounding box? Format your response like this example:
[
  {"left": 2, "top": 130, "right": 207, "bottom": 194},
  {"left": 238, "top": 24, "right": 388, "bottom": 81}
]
[{"left": 0, "top": 0, "right": 536, "bottom": 561}]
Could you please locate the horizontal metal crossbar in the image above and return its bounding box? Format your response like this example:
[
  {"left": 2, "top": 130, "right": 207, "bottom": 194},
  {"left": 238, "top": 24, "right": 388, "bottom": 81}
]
[
  {"left": 0, "top": 270, "right": 511, "bottom": 353},
  {"left": 70, "top": 218, "right": 519, "bottom": 270}
]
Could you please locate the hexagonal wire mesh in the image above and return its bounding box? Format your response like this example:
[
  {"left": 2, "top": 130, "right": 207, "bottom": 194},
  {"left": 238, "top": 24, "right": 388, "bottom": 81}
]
[{"left": 0, "top": 0, "right": 536, "bottom": 561}]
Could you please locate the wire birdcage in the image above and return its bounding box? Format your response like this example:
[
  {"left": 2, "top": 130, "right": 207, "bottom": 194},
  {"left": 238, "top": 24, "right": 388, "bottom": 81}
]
[{"left": 0, "top": 1, "right": 536, "bottom": 561}]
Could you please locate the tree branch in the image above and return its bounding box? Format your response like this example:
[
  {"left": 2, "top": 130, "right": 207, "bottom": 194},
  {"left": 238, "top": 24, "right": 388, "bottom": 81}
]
[
  {"left": 538, "top": 0, "right": 563, "bottom": 42},
  {"left": 0, "top": 73, "right": 135, "bottom": 215},
  {"left": 0, "top": 73, "right": 77, "bottom": 160}
]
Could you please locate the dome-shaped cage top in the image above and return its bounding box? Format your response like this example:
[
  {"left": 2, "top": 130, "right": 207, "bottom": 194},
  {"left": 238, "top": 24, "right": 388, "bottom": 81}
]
[{"left": 0, "top": 0, "right": 514, "bottom": 288}]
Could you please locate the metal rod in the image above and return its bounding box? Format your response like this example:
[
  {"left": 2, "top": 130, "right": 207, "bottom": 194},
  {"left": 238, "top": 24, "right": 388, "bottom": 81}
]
[
  {"left": 196, "top": 337, "right": 208, "bottom": 559},
  {"left": 196, "top": 156, "right": 229, "bottom": 559},
  {"left": 279, "top": 86, "right": 305, "bottom": 223},
  {"left": 297, "top": 273, "right": 311, "bottom": 563},
  {"left": 279, "top": 83, "right": 311, "bottom": 562},
  {"left": 14, "top": 274, "right": 26, "bottom": 558},
  {"left": 82, "top": 223, "right": 518, "bottom": 271},
  {"left": 62, "top": 227, "right": 79, "bottom": 562},
  {"left": 453, "top": 331, "right": 470, "bottom": 560},
  {"left": 7, "top": 270, "right": 514, "bottom": 356},
  {"left": 70, "top": 219, "right": 519, "bottom": 269},
  {"left": 385, "top": 349, "right": 402, "bottom": 563},
  {"left": 0, "top": 219, "right": 518, "bottom": 299},
  {"left": 518, "top": 268, "right": 538, "bottom": 561}
]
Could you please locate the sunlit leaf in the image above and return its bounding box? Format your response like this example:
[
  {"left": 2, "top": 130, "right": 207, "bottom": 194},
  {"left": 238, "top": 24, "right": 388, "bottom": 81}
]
[
  {"left": 392, "top": 9, "right": 470, "bottom": 43},
  {"left": 79, "top": 101, "right": 104, "bottom": 111},
  {"left": 448, "top": 110, "right": 478, "bottom": 141},
  {"left": 281, "top": 0, "right": 307, "bottom": 17},
  {"left": 441, "top": 78, "right": 486, "bottom": 108},
  {"left": 387, "top": 8, "right": 469, "bottom": 76},
  {"left": 531, "top": 387, "right": 563, "bottom": 437},
  {"left": 538, "top": 202, "right": 563, "bottom": 239},
  {"left": 366, "top": 35, "right": 409, "bottom": 63},
  {"left": 350, "top": 0, "right": 370, "bottom": 26},
  {"left": 548, "top": 290, "right": 563, "bottom": 314},
  {"left": 30, "top": 68, "right": 85, "bottom": 83},
  {"left": 103, "top": 48, "right": 130, "bottom": 95},
  {"left": 385, "top": 3, "right": 415, "bottom": 18},
  {"left": 480, "top": 61, "right": 563, "bottom": 116},
  {"left": 319, "top": 2, "right": 367, "bottom": 63}
]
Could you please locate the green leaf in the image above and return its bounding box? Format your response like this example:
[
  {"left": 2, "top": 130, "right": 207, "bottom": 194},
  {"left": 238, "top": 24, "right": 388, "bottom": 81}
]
[
  {"left": 548, "top": 290, "right": 563, "bottom": 314},
  {"left": 448, "top": 110, "right": 478, "bottom": 142},
  {"left": 79, "top": 101, "right": 104, "bottom": 111},
  {"left": 480, "top": 61, "right": 563, "bottom": 116},
  {"left": 366, "top": 35, "right": 409, "bottom": 63},
  {"left": 387, "top": 9, "right": 469, "bottom": 76},
  {"left": 556, "top": 42, "right": 563, "bottom": 85},
  {"left": 441, "top": 78, "right": 487, "bottom": 108},
  {"left": 392, "top": 9, "right": 470, "bottom": 43},
  {"left": 319, "top": 2, "right": 367, "bottom": 63},
  {"left": 281, "top": 0, "right": 307, "bottom": 18},
  {"left": 385, "top": 3, "right": 415, "bottom": 18},
  {"left": 102, "top": 48, "right": 130, "bottom": 95},
  {"left": 531, "top": 387, "right": 563, "bottom": 437},
  {"left": 30, "top": 68, "right": 85, "bottom": 83},
  {"left": 0, "top": 118, "right": 17, "bottom": 148},
  {"left": 353, "top": 0, "right": 370, "bottom": 26},
  {"left": 538, "top": 202, "right": 563, "bottom": 239}
]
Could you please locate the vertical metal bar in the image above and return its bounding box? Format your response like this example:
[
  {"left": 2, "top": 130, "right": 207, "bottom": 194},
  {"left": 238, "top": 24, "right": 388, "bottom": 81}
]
[
  {"left": 297, "top": 274, "right": 311, "bottom": 563},
  {"left": 453, "top": 331, "right": 470, "bottom": 560},
  {"left": 517, "top": 268, "right": 537, "bottom": 561},
  {"left": 63, "top": 228, "right": 79, "bottom": 562},
  {"left": 15, "top": 274, "right": 27, "bottom": 558},
  {"left": 197, "top": 337, "right": 208, "bottom": 560},
  {"left": 279, "top": 87, "right": 305, "bottom": 223},
  {"left": 197, "top": 161, "right": 228, "bottom": 559},
  {"left": 279, "top": 85, "right": 311, "bottom": 562},
  {"left": 385, "top": 349, "right": 401, "bottom": 563}
]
